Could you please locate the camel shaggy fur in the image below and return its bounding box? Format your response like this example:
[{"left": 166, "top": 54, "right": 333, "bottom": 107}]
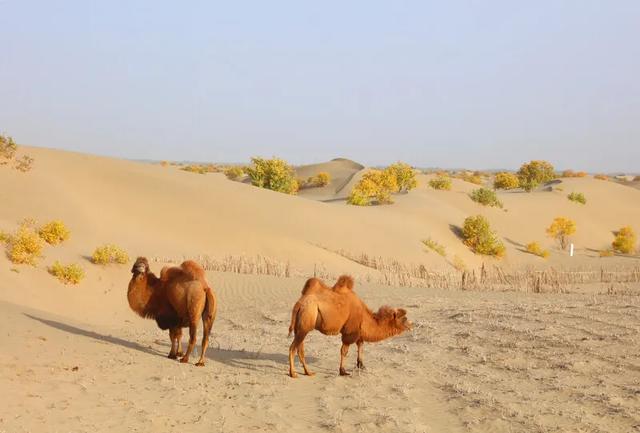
[
  {"left": 288, "top": 275, "right": 411, "bottom": 378},
  {"left": 127, "top": 257, "right": 217, "bottom": 366}
]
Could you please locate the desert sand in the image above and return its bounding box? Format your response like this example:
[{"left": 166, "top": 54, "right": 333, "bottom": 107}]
[{"left": 1, "top": 146, "right": 639, "bottom": 432}]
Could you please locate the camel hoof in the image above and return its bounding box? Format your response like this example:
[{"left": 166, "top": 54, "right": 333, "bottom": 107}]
[
  {"left": 179, "top": 357, "right": 189, "bottom": 363},
  {"left": 356, "top": 361, "right": 365, "bottom": 370},
  {"left": 195, "top": 361, "right": 205, "bottom": 367},
  {"left": 289, "top": 372, "right": 298, "bottom": 379},
  {"left": 168, "top": 353, "right": 178, "bottom": 360},
  {"left": 339, "top": 368, "right": 350, "bottom": 376},
  {"left": 176, "top": 351, "right": 184, "bottom": 357},
  {"left": 304, "top": 371, "right": 315, "bottom": 377}
]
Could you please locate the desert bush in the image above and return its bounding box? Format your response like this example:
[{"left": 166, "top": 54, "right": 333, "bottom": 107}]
[
  {"left": 561, "top": 169, "right": 588, "bottom": 178},
  {"left": 387, "top": 162, "right": 417, "bottom": 192},
  {"left": 348, "top": 170, "right": 398, "bottom": 205},
  {"left": 160, "top": 160, "right": 169, "bottom": 167},
  {"left": 0, "top": 231, "right": 10, "bottom": 244},
  {"left": 303, "top": 172, "right": 331, "bottom": 188},
  {"left": 422, "top": 238, "right": 446, "bottom": 257},
  {"left": 92, "top": 244, "right": 130, "bottom": 265},
  {"left": 49, "top": 261, "right": 84, "bottom": 285},
  {"left": 517, "top": 160, "right": 555, "bottom": 192},
  {"left": 594, "top": 174, "right": 608, "bottom": 181},
  {"left": 612, "top": 226, "right": 636, "bottom": 254},
  {"left": 38, "top": 220, "right": 70, "bottom": 245},
  {"left": 224, "top": 166, "right": 245, "bottom": 180},
  {"left": 461, "top": 215, "right": 506, "bottom": 257},
  {"left": 0, "top": 133, "right": 17, "bottom": 163},
  {"left": 493, "top": 172, "right": 519, "bottom": 190},
  {"left": 245, "top": 157, "right": 298, "bottom": 194},
  {"left": 525, "top": 242, "right": 550, "bottom": 259},
  {"left": 181, "top": 164, "right": 219, "bottom": 174},
  {"left": 14, "top": 155, "right": 34, "bottom": 172},
  {"left": 5, "top": 225, "right": 44, "bottom": 265},
  {"left": 546, "top": 217, "right": 576, "bottom": 250},
  {"left": 469, "top": 188, "right": 503, "bottom": 208},
  {"left": 457, "top": 172, "right": 483, "bottom": 185},
  {"left": 634, "top": 176, "right": 640, "bottom": 182},
  {"left": 428, "top": 175, "right": 451, "bottom": 191},
  {"left": 567, "top": 192, "right": 586, "bottom": 205}
]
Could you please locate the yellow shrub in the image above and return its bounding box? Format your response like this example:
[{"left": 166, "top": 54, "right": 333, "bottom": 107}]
[
  {"left": 245, "top": 157, "right": 298, "bottom": 194},
  {"left": 546, "top": 217, "right": 576, "bottom": 250},
  {"left": 386, "top": 162, "right": 417, "bottom": 192},
  {"left": 612, "top": 226, "right": 636, "bottom": 254},
  {"left": 348, "top": 170, "right": 398, "bottom": 205},
  {"left": 315, "top": 172, "right": 331, "bottom": 187},
  {"left": 561, "top": 170, "right": 588, "bottom": 178},
  {"left": 462, "top": 215, "right": 506, "bottom": 257},
  {"left": 92, "top": 244, "right": 130, "bottom": 265},
  {"left": 302, "top": 172, "right": 331, "bottom": 188},
  {"left": 181, "top": 164, "right": 219, "bottom": 174},
  {"left": 493, "top": 172, "right": 519, "bottom": 190},
  {"left": 49, "top": 261, "right": 84, "bottom": 285},
  {"left": 6, "top": 225, "right": 44, "bottom": 265},
  {"left": 428, "top": 175, "right": 452, "bottom": 191},
  {"left": 224, "top": 166, "right": 245, "bottom": 180},
  {"left": 525, "top": 242, "right": 550, "bottom": 259},
  {"left": 594, "top": 174, "right": 608, "bottom": 181},
  {"left": 0, "top": 231, "right": 10, "bottom": 244},
  {"left": 0, "top": 133, "right": 17, "bottom": 162},
  {"left": 38, "top": 220, "right": 70, "bottom": 245},
  {"left": 517, "top": 160, "right": 555, "bottom": 192}
]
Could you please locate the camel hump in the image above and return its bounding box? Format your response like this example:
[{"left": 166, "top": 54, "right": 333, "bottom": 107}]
[
  {"left": 301, "top": 277, "right": 325, "bottom": 295},
  {"left": 160, "top": 266, "right": 177, "bottom": 282},
  {"left": 333, "top": 275, "right": 354, "bottom": 291},
  {"left": 180, "top": 260, "right": 207, "bottom": 280}
]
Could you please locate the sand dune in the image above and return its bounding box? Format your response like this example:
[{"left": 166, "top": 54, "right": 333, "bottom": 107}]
[
  {"left": 1, "top": 146, "right": 640, "bottom": 432},
  {"left": 296, "top": 158, "right": 365, "bottom": 201}
]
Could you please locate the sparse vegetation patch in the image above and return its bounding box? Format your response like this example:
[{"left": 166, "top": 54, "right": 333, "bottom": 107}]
[
  {"left": 428, "top": 175, "right": 452, "bottom": 191},
  {"left": 422, "top": 238, "right": 446, "bottom": 256},
  {"left": 49, "top": 261, "right": 84, "bottom": 285},
  {"left": 469, "top": 188, "right": 503, "bottom": 208},
  {"left": 224, "top": 166, "right": 245, "bottom": 180},
  {"left": 92, "top": 244, "right": 130, "bottom": 265},
  {"left": 525, "top": 242, "right": 550, "bottom": 259},
  {"left": 567, "top": 192, "right": 586, "bottom": 205},
  {"left": 611, "top": 226, "right": 636, "bottom": 254}
]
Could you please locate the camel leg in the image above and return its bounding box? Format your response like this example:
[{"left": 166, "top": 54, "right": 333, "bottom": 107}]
[
  {"left": 289, "top": 332, "right": 306, "bottom": 378},
  {"left": 175, "top": 328, "right": 183, "bottom": 357},
  {"left": 356, "top": 339, "right": 365, "bottom": 369},
  {"left": 168, "top": 327, "right": 179, "bottom": 359},
  {"left": 195, "top": 314, "right": 213, "bottom": 367},
  {"left": 298, "top": 341, "right": 315, "bottom": 376},
  {"left": 339, "top": 343, "right": 351, "bottom": 376},
  {"left": 180, "top": 322, "right": 198, "bottom": 364}
]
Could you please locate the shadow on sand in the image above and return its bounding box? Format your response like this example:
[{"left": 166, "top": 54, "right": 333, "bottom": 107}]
[{"left": 24, "top": 313, "right": 315, "bottom": 373}]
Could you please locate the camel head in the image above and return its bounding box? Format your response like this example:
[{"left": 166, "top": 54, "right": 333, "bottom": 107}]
[
  {"left": 131, "top": 257, "right": 150, "bottom": 276},
  {"left": 374, "top": 306, "right": 412, "bottom": 334}
]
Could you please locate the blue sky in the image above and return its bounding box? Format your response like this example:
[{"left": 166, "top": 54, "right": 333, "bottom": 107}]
[{"left": 1, "top": 1, "right": 639, "bottom": 171}]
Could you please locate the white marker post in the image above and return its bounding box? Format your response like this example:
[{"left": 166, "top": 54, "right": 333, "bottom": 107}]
[{"left": 570, "top": 243, "right": 574, "bottom": 257}]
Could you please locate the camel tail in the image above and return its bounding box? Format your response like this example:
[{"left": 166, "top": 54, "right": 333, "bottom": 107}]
[
  {"left": 203, "top": 285, "right": 217, "bottom": 324},
  {"left": 288, "top": 301, "right": 302, "bottom": 337}
]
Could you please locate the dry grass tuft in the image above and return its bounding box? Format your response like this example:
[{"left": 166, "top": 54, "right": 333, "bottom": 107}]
[
  {"left": 49, "top": 261, "right": 84, "bottom": 285},
  {"left": 92, "top": 244, "right": 129, "bottom": 265},
  {"left": 38, "top": 220, "right": 70, "bottom": 245}
]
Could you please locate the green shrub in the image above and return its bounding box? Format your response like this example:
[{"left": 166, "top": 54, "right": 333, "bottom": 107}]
[
  {"left": 517, "top": 160, "right": 555, "bottom": 192},
  {"left": 245, "top": 157, "right": 298, "bottom": 194},
  {"left": 422, "top": 238, "right": 446, "bottom": 257},
  {"left": 348, "top": 170, "right": 398, "bottom": 206},
  {"left": 92, "top": 244, "right": 130, "bottom": 265},
  {"left": 0, "top": 133, "right": 17, "bottom": 163},
  {"left": 567, "top": 192, "right": 586, "bottom": 205},
  {"left": 469, "top": 188, "right": 503, "bottom": 208},
  {"left": 461, "top": 215, "right": 505, "bottom": 257},
  {"left": 49, "top": 261, "right": 84, "bottom": 285},
  {"left": 612, "top": 226, "right": 636, "bottom": 254},
  {"left": 38, "top": 220, "right": 70, "bottom": 245},
  {"left": 493, "top": 172, "right": 519, "bottom": 190},
  {"left": 6, "top": 225, "right": 44, "bottom": 265},
  {"left": 386, "top": 162, "right": 417, "bottom": 192},
  {"left": 224, "top": 166, "right": 245, "bottom": 180},
  {"left": 546, "top": 217, "right": 576, "bottom": 250},
  {"left": 525, "top": 242, "right": 550, "bottom": 259},
  {"left": 428, "top": 175, "right": 451, "bottom": 191}
]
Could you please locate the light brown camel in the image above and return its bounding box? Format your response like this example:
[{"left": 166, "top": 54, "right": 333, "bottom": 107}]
[
  {"left": 127, "top": 257, "right": 217, "bottom": 366},
  {"left": 288, "top": 275, "right": 411, "bottom": 378}
]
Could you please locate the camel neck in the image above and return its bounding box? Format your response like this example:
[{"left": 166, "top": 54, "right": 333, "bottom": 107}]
[{"left": 127, "top": 273, "right": 161, "bottom": 316}]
